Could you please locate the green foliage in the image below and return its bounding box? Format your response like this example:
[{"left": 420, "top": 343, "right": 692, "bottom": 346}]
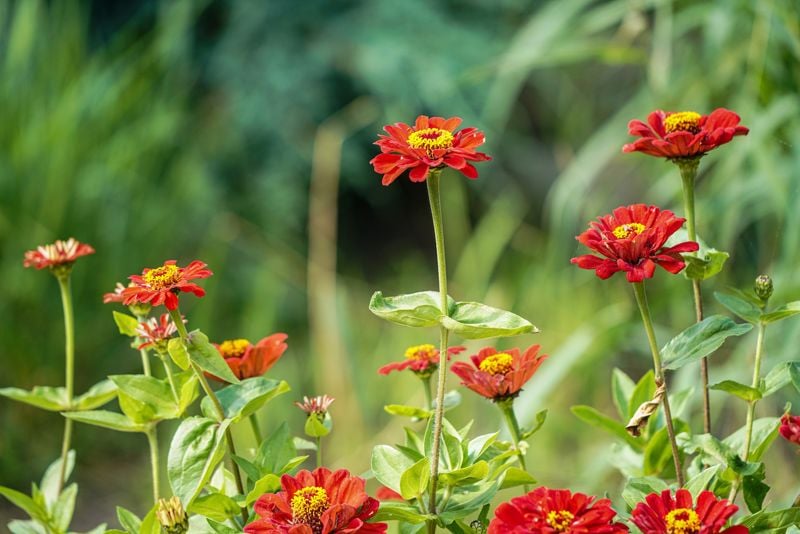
[
  {"left": 112, "top": 312, "right": 140, "bottom": 338},
  {"left": 200, "top": 376, "right": 290, "bottom": 423},
  {"left": 184, "top": 331, "right": 240, "bottom": 385},
  {"left": 660, "top": 315, "right": 752, "bottom": 371}
]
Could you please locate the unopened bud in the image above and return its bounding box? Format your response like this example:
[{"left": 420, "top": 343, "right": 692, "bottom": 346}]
[
  {"left": 754, "top": 275, "right": 773, "bottom": 301},
  {"left": 156, "top": 496, "right": 188, "bottom": 534}
]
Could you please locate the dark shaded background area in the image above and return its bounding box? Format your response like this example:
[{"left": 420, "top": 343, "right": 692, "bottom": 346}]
[{"left": 1, "top": 0, "right": 799, "bottom": 529}]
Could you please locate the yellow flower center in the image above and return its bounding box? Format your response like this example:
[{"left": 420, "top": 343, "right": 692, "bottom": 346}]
[
  {"left": 664, "top": 508, "right": 701, "bottom": 534},
  {"left": 407, "top": 128, "right": 454, "bottom": 152},
  {"left": 479, "top": 353, "right": 514, "bottom": 375},
  {"left": 290, "top": 486, "right": 329, "bottom": 526},
  {"left": 405, "top": 344, "right": 437, "bottom": 360},
  {"left": 664, "top": 111, "right": 702, "bottom": 134},
  {"left": 612, "top": 222, "right": 646, "bottom": 239},
  {"left": 143, "top": 264, "right": 182, "bottom": 290},
  {"left": 546, "top": 510, "right": 575, "bottom": 532},
  {"left": 218, "top": 338, "right": 251, "bottom": 359}
]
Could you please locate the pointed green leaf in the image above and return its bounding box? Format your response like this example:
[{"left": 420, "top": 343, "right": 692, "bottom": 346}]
[
  {"left": 189, "top": 492, "right": 240, "bottom": 522},
  {"left": 571, "top": 405, "right": 641, "bottom": 449},
  {"left": 167, "top": 338, "right": 191, "bottom": 370},
  {"left": 110, "top": 374, "right": 178, "bottom": 422},
  {"left": 63, "top": 410, "right": 147, "bottom": 433},
  {"left": 612, "top": 368, "right": 635, "bottom": 420},
  {"left": 0, "top": 486, "right": 48, "bottom": 522},
  {"left": 0, "top": 386, "right": 68, "bottom": 411},
  {"left": 723, "top": 417, "right": 780, "bottom": 462},
  {"left": 116, "top": 506, "right": 141, "bottom": 534},
  {"left": 399, "top": 458, "right": 430, "bottom": 499},
  {"left": 206, "top": 519, "right": 243, "bottom": 534},
  {"left": 200, "top": 377, "right": 289, "bottom": 423},
  {"left": 7, "top": 521, "right": 46, "bottom": 534},
  {"left": 683, "top": 250, "right": 729, "bottom": 281},
  {"left": 742, "top": 463, "right": 768, "bottom": 513},
  {"left": 73, "top": 379, "right": 117, "bottom": 410},
  {"left": 371, "top": 445, "right": 415, "bottom": 493},
  {"left": 41, "top": 451, "right": 75, "bottom": 508},
  {"left": 139, "top": 506, "right": 160, "bottom": 534},
  {"left": 372, "top": 503, "right": 431, "bottom": 524},
  {"left": 761, "top": 301, "right": 800, "bottom": 324},
  {"left": 384, "top": 404, "right": 433, "bottom": 419},
  {"left": 710, "top": 380, "right": 762, "bottom": 402},
  {"left": 112, "top": 311, "right": 140, "bottom": 337},
  {"left": 369, "top": 291, "right": 454, "bottom": 328},
  {"left": 52, "top": 483, "right": 78, "bottom": 532},
  {"left": 255, "top": 422, "right": 297, "bottom": 475},
  {"left": 760, "top": 362, "right": 799, "bottom": 397},
  {"left": 622, "top": 477, "right": 669, "bottom": 508},
  {"left": 715, "top": 292, "right": 762, "bottom": 324},
  {"left": 168, "top": 416, "right": 231, "bottom": 507},
  {"left": 499, "top": 467, "right": 536, "bottom": 489},
  {"left": 245, "top": 474, "right": 281, "bottom": 507},
  {"left": 520, "top": 409, "right": 548, "bottom": 440},
  {"left": 740, "top": 508, "right": 800, "bottom": 531},
  {"left": 185, "top": 330, "right": 239, "bottom": 384},
  {"left": 684, "top": 466, "right": 719, "bottom": 499},
  {"left": 661, "top": 315, "right": 752, "bottom": 371},
  {"left": 438, "top": 461, "right": 489, "bottom": 486},
  {"left": 441, "top": 301, "right": 537, "bottom": 339}
]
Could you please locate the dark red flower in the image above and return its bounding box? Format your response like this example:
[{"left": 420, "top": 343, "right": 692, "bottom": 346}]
[
  {"left": 488, "top": 487, "right": 628, "bottom": 534},
  {"left": 630, "top": 489, "right": 747, "bottom": 534},
  {"left": 780, "top": 414, "right": 800, "bottom": 446},
  {"left": 450, "top": 345, "right": 546, "bottom": 401},
  {"left": 121, "top": 260, "right": 212, "bottom": 311},
  {"left": 214, "top": 334, "right": 288, "bottom": 382},
  {"left": 137, "top": 313, "right": 182, "bottom": 351},
  {"left": 571, "top": 204, "right": 699, "bottom": 283},
  {"left": 378, "top": 344, "right": 466, "bottom": 377},
  {"left": 23, "top": 238, "right": 95, "bottom": 270},
  {"left": 623, "top": 108, "right": 748, "bottom": 159},
  {"left": 295, "top": 395, "right": 335, "bottom": 416},
  {"left": 370, "top": 115, "right": 491, "bottom": 185},
  {"left": 244, "top": 467, "right": 387, "bottom": 534}
]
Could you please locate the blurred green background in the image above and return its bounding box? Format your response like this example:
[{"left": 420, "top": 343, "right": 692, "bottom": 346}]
[{"left": 1, "top": 0, "right": 799, "bottom": 529}]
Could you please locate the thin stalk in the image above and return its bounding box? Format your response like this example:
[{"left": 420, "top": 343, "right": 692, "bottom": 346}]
[
  {"left": 632, "top": 282, "right": 685, "bottom": 486},
  {"left": 146, "top": 426, "right": 161, "bottom": 502},
  {"left": 421, "top": 375, "right": 433, "bottom": 411},
  {"left": 316, "top": 437, "right": 322, "bottom": 468},
  {"left": 249, "top": 414, "right": 263, "bottom": 444},
  {"left": 139, "top": 348, "right": 152, "bottom": 376},
  {"left": 499, "top": 402, "right": 529, "bottom": 491},
  {"left": 160, "top": 355, "right": 180, "bottom": 405},
  {"left": 56, "top": 275, "right": 75, "bottom": 494}
]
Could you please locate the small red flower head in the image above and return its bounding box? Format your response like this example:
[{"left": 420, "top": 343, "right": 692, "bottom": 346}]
[
  {"left": 23, "top": 238, "right": 95, "bottom": 274},
  {"left": 244, "top": 467, "right": 387, "bottom": 534},
  {"left": 137, "top": 313, "right": 182, "bottom": 352},
  {"left": 630, "top": 489, "right": 747, "bottom": 534},
  {"left": 378, "top": 344, "right": 466, "bottom": 377},
  {"left": 370, "top": 115, "right": 491, "bottom": 185},
  {"left": 375, "top": 487, "right": 403, "bottom": 502},
  {"left": 623, "top": 108, "right": 748, "bottom": 159},
  {"left": 295, "top": 395, "right": 335, "bottom": 416},
  {"left": 450, "top": 345, "right": 546, "bottom": 401},
  {"left": 488, "top": 487, "right": 629, "bottom": 534},
  {"left": 214, "top": 333, "right": 288, "bottom": 382},
  {"left": 103, "top": 282, "right": 128, "bottom": 304},
  {"left": 780, "top": 413, "right": 800, "bottom": 446},
  {"left": 571, "top": 204, "right": 699, "bottom": 283},
  {"left": 121, "top": 260, "right": 212, "bottom": 311}
]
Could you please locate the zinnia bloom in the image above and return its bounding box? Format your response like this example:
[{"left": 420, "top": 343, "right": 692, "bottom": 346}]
[
  {"left": 622, "top": 108, "right": 748, "bottom": 159},
  {"left": 378, "top": 344, "right": 466, "bottom": 377},
  {"left": 23, "top": 238, "right": 95, "bottom": 271},
  {"left": 571, "top": 204, "right": 699, "bottom": 283},
  {"left": 295, "top": 395, "right": 335, "bottom": 416},
  {"left": 244, "top": 467, "right": 387, "bottom": 534},
  {"left": 450, "top": 345, "right": 546, "bottom": 401},
  {"left": 375, "top": 487, "right": 403, "bottom": 502},
  {"left": 214, "top": 333, "right": 288, "bottom": 382},
  {"left": 137, "top": 313, "right": 182, "bottom": 351},
  {"left": 779, "top": 413, "right": 800, "bottom": 446},
  {"left": 121, "top": 260, "right": 212, "bottom": 311},
  {"left": 103, "top": 282, "right": 128, "bottom": 304},
  {"left": 370, "top": 115, "right": 491, "bottom": 185},
  {"left": 488, "top": 487, "right": 628, "bottom": 534},
  {"left": 630, "top": 489, "right": 747, "bottom": 534}
]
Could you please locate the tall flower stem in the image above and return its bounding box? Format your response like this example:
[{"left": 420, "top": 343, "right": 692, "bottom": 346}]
[
  {"left": 678, "top": 159, "right": 711, "bottom": 434},
  {"left": 249, "top": 414, "right": 263, "bottom": 444},
  {"left": 426, "top": 169, "right": 450, "bottom": 533},
  {"left": 159, "top": 355, "right": 180, "bottom": 405},
  {"left": 56, "top": 275, "right": 75, "bottom": 494},
  {"left": 421, "top": 376, "right": 433, "bottom": 411},
  {"left": 168, "top": 307, "right": 248, "bottom": 523},
  {"left": 632, "top": 282, "right": 684, "bottom": 486},
  {"left": 498, "top": 401, "right": 529, "bottom": 491},
  {"left": 316, "top": 437, "right": 323, "bottom": 468},
  {"left": 133, "top": 313, "right": 153, "bottom": 377},
  {"left": 146, "top": 426, "right": 161, "bottom": 502}
]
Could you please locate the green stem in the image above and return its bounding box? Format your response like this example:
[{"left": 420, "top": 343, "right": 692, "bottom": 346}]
[
  {"left": 160, "top": 354, "right": 180, "bottom": 405},
  {"left": 134, "top": 313, "right": 153, "bottom": 377},
  {"left": 56, "top": 275, "right": 75, "bottom": 494},
  {"left": 632, "top": 282, "right": 685, "bottom": 487},
  {"left": 316, "top": 437, "right": 322, "bottom": 468},
  {"left": 499, "top": 401, "right": 529, "bottom": 491},
  {"left": 249, "top": 414, "right": 263, "bottom": 444},
  {"left": 421, "top": 375, "right": 433, "bottom": 411},
  {"left": 146, "top": 426, "right": 161, "bottom": 502},
  {"left": 426, "top": 169, "right": 449, "bottom": 534}
]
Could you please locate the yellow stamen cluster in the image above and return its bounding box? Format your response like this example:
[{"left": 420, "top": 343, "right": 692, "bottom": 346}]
[
  {"left": 156, "top": 496, "right": 188, "bottom": 534},
  {"left": 407, "top": 128, "right": 454, "bottom": 152},
  {"left": 612, "top": 222, "right": 646, "bottom": 239},
  {"left": 664, "top": 111, "right": 702, "bottom": 134},
  {"left": 664, "top": 508, "right": 701, "bottom": 534},
  {"left": 290, "top": 486, "right": 329, "bottom": 525},
  {"left": 546, "top": 510, "right": 575, "bottom": 532},
  {"left": 405, "top": 344, "right": 437, "bottom": 360},
  {"left": 143, "top": 264, "right": 181, "bottom": 290},
  {"left": 218, "top": 338, "right": 251, "bottom": 359},
  {"left": 479, "top": 353, "right": 514, "bottom": 375}
]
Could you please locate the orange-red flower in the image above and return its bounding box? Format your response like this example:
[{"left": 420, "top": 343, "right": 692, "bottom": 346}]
[
  {"left": 295, "top": 395, "right": 335, "bottom": 416},
  {"left": 571, "top": 204, "right": 699, "bottom": 283},
  {"left": 103, "top": 282, "right": 128, "bottom": 304},
  {"left": 23, "top": 238, "right": 95, "bottom": 270},
  {"left": 780, "top": 413, "right": 800, "bottom": 446},
  {"left": 213, "top": 333, "right": 288, "bottom": 382},
  {"left": 450, "top": 345, "right": 546, "bottom": 401},
  {"left": 121, "top": 260, "right": 212, "bottom": 311},
  {"left": 370, "top": 115, "right": 491, "bottom": 185},
  {"left": 622, "top": 108, "right": 748, "bottom": 159},
  {"left": 630, "top": 489, "right": 747, "bottom": 534},
  {"left": 244, "top": 467, "right": 387, "bottom": 534},
  {"left": 378, "top": 344, "right": 466, "bottom": 377},
  {"left": 375, "top": 487, "right": 403, "bottom": 502},
  {"left": 488, "top": 487, "right": 628, "bottom": 534},
  {"left": 137, "top": 313, "right": 182, "bottom": 351}
]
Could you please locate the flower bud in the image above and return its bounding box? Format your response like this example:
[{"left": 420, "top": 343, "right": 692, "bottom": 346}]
[
  {"left": 754, "top": 275, "right": 773, "bottom": 301},
  {"left": 156, "top": 496, "right": 188, "bottom": 534}
]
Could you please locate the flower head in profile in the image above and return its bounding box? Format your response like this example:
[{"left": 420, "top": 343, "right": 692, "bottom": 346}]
[
  {"left": 451, "top": 345, "right": 546, "bottom": 402},
  {"left": 156, "top": 496, "right": 188, "bottom": 534},
  {"left": 104, "top": 282, "right": 152, "bottom": 316},
  {"left": 137, "top": 313, "right": 183, "bottom": 352},
  {"left": 623, "top": 108, "right": 748, "bottom": 159},
  {"left": 370, "top": 115, "right": 491, "bottom": 185},
  {"left": 571, "top": 204, "right": 699, "bottom": 283},
  {"left": 213, "top": 333, "right": 288, "bottom": 382},
  {"left": 121, "top": 260, "right": 212, "bottom": 311},
  {"left": 23, "top": 238, "right": 95, "bottom": 276},
  {"left": 244, "top": 467, "right": 387, "bottom": 534},
  {"left": 779, "top": 413, "right": 800, "bottom": 446},
  {"left": 295, "top": 395, "right": 335, "bottom": 417},
  {"left": 630, "top": 489, "right": 747, "bottom": 534},
  {"left": 378, "top": 344, "right": 466, "bottom": 377},
  {"left": 488, "top": 487, "right": 628, "bottom": 534}
]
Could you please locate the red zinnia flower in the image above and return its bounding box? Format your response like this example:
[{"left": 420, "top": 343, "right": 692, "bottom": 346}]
[
  {"left": 375, "top": 487, "right": 403, "bottom": 502},
  {"left": 214, "top": 333, "right": 288, "bottom": 382},
  {"left": 295, "top": 395, "right": 335, "bottom": 416},
  {"left": 450, "top": 345, "right": 546, "bottom": 401},
  {"left": 378, "top": 344, "right": 466, "bottom": 377},
  {"left": 571, "top": 204, "right": 699, "bottom": 283},
  {"left": 103, "top": 282, "right": 128, "bottom": 304},
  {"left": 244, "top": 467, "right": 387, "bottom": 534},
  {"left": 370, "top": 115, "right": 491, "bottom": 185},
  {"left": 630, "top": 489, "right": 747, "bottom": 534},
  {"left": 23, "top": 238, "right": 95, "bottom": 270},
  {"left": 780, "top": 413, "right": 800, "bottom": 446},
  {"left": 488, "top": 487, "right": 628, "bottom": 534},
  {"left": 121, "top": 260, "right": 212, "bottom": 311},
  {"left": 622, "top": 108, "right": 748, "bottom": 159},
  {"left": 137, "top": 313, "right": 182, "bottom": 351}
]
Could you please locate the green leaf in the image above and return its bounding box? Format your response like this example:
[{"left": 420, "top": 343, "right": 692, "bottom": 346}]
[
  {"left": 761, "top": 301, "right": 800, "bottom": 324},
  {"left": 372, "top": 503, "right": 431, "bottom": 524},
  {"left": 715, "top": 292, "right": 762, "bottom": 324},
  {"left": 112, "top": 311, "right": 140, "bottom": 337},
  {"left": 255, "top": 422, "right": 297, "bottom": 475},
  {"left": 206, "top": 519, "right": 243, "bottom": 534},
  {"left": 643, "top": 427, "right": 674, "bottom": 476},
  {"left": 710, "top": 380, "right": 762, "bottom": 402},
  {"left": 399, "top": 458, "right": 430, "bottom": 499},
  {"left": 742, "top": 464, "right": 768, "bottom": 513},
  {"left": 167, "top": 416, "right": 231, "bottom": 507},
  {"left": 622, "top": 477, "right": 669, "bottom": 508},
  {"left": 439, "top": 461, "right": 489, "bottom": 486},
  {"left": 185, "top": 330, "right": 240, "bottom": 384},
  {"left": 760, "top": 362, "right": 799, "bottom": 397},
  {"left": 41, "top": 451, "right": 75, "bottom": 508},
  {"left": 371, "top": 445, "right": 416, "bottom": 493},
  {"left": 0, "top": 386, "right": 68, "bottom": 411},
  {"left": 611, "top": 368, "right": 635, "bottom": 420},
  {"left": 63, "top": 410, "right": 147, "bottom": 433},
  {"left": 245, "top": 474, "right": 281, "bottom": 506},
  {"left": 384, "top": 404, "right": 433, "bottom": 419},
  {"left": 52, "top": 483, "right": 78, "bottom": 532},
  {"left": 73, "top": 379, "right": 117, "bottom": 410},
  {"left": 661, "top": 315, "right": 752, "bottom": 371},
  {"left": 723, "top": 418, "right": 781, "bottom": 462},
  {"left": 684, "top": 466, "right": 719, "bottom": 499},
  {"left": 740, "top": 508, "right": 800, "bottom": 531},
  {"left": 75, "top": 524, "right": 108, "bottom": 534},
  {"left": 467, "top": 433, "right": 498, "bottom": 463},
  {"left": 167, "top": 337, "right": 191, "bottom": 370},
  {"left": 174, "top": 370, "right": 200, "bottom": 415},
  {"left": 139, "top": 506, "right": 160, "bottom": 534},
  {"left": 115, "top": 506, "right": 141, "bottom": 534},
  {"left": 369, "top": 291, "right": 454, "bottom": 328},
  {"left": 520, "top": 409, "right": 548, "bottom": 440},
  {"left": 683, "top": 250, "right": 729, "bottom": 281},
  {"left": 0, "top": 486, "right": 48, "bottom": 522},
  {"left": 571, "top": 405, "right": 641, "bottom": 449},
  {"left": 499, "top": 467, "right": 536, "bottom": 489},
  {"left": 440, "top": 301, "right": 537, "bottom": 339},
  {"left": 201, "top": 377, "right": 290, "bottom": 422},
  {"left": 189, "top": 492, "right": 241, "bottom": 521},
  {"left": 110, "top": 374, "right": 179, "bottom": 423},
  {"left": 8, "top": 521, "right": 46, "bottom": 534},
  {"left": 436, "top": 390, "right": 462, "bottom": 412},
  {"left": 303, "top": 412, "right": 332, "bottom": 438}
]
